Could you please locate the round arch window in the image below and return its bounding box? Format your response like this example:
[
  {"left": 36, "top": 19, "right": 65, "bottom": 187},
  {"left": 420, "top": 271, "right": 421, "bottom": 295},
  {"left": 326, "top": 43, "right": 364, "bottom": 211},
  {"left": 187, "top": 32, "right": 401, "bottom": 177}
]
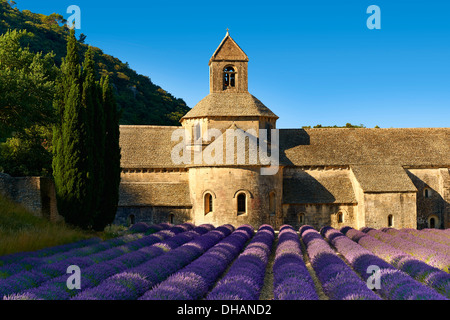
[
  {"left": 237, "top": 193, "right": 246, "bottom": 215},
  {"left": 204, "top": 193, "right": 213, "bottom": 215},
  {"left": 428, "top": 215, "right": 439, "bottom": 229},
  {"left": 223, "top": 66, "right": 236, "bottom": 89}
]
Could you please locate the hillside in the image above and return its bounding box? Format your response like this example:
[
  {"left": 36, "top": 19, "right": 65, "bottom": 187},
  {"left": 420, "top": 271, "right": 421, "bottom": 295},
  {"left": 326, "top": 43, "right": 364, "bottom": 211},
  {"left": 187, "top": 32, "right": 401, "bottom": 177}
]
[{"left": 0, "top": 0, "right": 190, "bottom": 126}]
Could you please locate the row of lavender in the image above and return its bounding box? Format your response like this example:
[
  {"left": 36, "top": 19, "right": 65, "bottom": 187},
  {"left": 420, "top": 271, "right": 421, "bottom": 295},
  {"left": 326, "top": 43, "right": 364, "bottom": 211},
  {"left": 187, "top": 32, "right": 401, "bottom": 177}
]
[
  {"left": 1, "top": 222, "right": 449, "bottom": 300},
  {"left": 0, "top": 223, "right": 205, "bottom": 298},
  {"left": 341, "top": 227, "right": 450, "bottom": 298}
]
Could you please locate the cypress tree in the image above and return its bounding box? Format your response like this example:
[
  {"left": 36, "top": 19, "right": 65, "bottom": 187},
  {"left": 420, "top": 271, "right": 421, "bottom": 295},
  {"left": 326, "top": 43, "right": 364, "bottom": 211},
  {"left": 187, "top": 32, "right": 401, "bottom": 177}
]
[
  {"left": 53, "top": 31, "right": 121, "bottom": 230},
  {"left": 52, "top": 29, "right": 91, "bottom": 229},
  {"left": 81, "top": 46, "right": 102, "bottom": 228},
  {"left": 94, "top": 75, "right": 121, "bottom": 231}
]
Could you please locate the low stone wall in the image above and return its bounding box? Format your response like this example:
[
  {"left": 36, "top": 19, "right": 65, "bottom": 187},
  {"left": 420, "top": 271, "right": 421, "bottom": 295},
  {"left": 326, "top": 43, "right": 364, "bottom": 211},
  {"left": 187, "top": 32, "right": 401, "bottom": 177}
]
[
  {"left": 114, "top": 206, "right": 192, "bottom": 226},
  {"left": 0, "top": 173, "right": 61, "bottom": 221}
]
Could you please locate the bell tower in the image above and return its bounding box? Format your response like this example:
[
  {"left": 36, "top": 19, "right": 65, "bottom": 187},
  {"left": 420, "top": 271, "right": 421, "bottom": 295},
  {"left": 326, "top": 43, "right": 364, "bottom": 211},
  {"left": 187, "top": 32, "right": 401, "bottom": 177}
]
[{"left": 209, "top": 29, "right": 249, "bottom": 93}]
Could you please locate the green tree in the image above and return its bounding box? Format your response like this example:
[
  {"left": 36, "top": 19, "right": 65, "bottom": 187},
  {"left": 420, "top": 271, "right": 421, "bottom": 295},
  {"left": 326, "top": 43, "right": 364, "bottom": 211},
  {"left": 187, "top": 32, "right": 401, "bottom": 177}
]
[
  {"left": 94, "top": 75, "right": 121, "bottom": 231},
  {"left": 0, "top": 29, "right": 57, "bottom": 139},
  {"left": 0, "top": 125, "right": 53, "bottom": 176},
  {"left": 52, "top": 29, "right": 92, "bottom": 229},
  {"left": 82, "top": 46, "right": 104, "bottom": 230}
]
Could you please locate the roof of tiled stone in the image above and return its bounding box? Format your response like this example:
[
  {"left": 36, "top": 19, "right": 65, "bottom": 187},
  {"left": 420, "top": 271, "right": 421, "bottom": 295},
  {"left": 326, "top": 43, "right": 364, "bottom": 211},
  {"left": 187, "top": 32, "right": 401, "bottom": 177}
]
[
  {"left": 350, "top": 164, "right": 418, "bottom": 192},
  {"left": 120, "top": 126, "right": 450, "bottom": 169},
  {"left": 279, "top": 128, "right": 450, "bottom": 167},
  {"left": 181, "top": 92, "right": 278, "bottom": 119},
  {"left": 119, "top": 125, "right": 183, "bottom": 169},
  {"left": 283, "top": 170, "right": 357, "bottom": 204},
  {"left": 209, "top": 31, "right": 249, "bottom": 63}
]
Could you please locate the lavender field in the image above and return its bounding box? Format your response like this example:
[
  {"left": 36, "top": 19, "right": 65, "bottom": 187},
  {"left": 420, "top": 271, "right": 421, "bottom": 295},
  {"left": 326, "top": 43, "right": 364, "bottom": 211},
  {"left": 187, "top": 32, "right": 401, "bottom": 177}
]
[{"left": 1, "top": 222, "right": 449, "bottom": 300}]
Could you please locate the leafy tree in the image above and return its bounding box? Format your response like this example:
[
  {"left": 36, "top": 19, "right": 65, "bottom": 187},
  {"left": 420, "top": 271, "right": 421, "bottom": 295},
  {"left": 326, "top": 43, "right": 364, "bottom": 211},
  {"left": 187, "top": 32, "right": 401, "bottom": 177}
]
[
  {"left": 0, "top": 29, "right": 57, "bottom": 139},
  {"left": 0, "top": 125, "right": 52, "bottom": 176},
  {"left": 0, "top": 1, "right": 190, "bottom": 127}
]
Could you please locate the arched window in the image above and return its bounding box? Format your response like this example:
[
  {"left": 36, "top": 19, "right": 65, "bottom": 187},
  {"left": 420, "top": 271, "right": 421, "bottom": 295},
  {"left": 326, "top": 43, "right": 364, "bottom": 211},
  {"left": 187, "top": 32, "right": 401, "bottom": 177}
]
[
  {"left": 428, "top": 215, "right": 439, "bottom": 229},
  {"left": 169, "top": 214, "right": 174, "bottom": 224},
  {"left": 223, "top": 66, "right": 236, "bottom": 89},
  {"left": 269, "top": 192, "right": 275, "bottom": 215},
  {"left": 337, "top": 212, "right": 343, "bottom": 224},
  {"left": 424, "top": 188, "right": 432, "bottom": 198},
  {"left": 388, "top": 214, "right": 393, "bottom": 227},
  {"left": 204, "top": 193, "right": 213, "bottom": 215},
  {"left": 298, "top": 213, "right": 305, "bottom": 224},
  {"left": 237, "top": 193, "right": 246, "bottom": 215},
  {"left": 429, "top": 217, "right": 435, "bottom": 229}
]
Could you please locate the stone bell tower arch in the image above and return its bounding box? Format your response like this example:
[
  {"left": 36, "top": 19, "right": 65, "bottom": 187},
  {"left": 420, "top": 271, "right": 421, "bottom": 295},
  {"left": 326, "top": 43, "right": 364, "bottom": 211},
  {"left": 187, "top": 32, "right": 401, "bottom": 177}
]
[{"left": 209, "top": 29, "right": 249, "bottom": 94}]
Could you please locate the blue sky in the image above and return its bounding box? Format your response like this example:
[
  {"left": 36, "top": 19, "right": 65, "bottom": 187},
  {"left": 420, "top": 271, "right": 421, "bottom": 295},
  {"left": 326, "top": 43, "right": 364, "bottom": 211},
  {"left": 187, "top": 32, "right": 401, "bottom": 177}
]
[{"left": 12, "top": 0, "right": 450, "bottom": 128}]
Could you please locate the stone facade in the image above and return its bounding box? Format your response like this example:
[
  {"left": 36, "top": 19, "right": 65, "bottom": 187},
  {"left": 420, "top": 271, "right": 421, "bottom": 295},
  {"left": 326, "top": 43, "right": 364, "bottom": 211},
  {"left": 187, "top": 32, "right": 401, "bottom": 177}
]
[
  {"left": 116, "top": 31, "right": 450, "bottom": 230},
  {"left": 3, "top": 32, "right": 449, "bottom": 231}
]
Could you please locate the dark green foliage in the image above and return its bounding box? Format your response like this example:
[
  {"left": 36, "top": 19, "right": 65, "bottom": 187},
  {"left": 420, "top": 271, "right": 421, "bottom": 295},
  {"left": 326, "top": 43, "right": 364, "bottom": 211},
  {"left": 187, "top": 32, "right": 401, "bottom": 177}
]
[
  {"left": 95, "top": 76, "right": 121, "bottom": 231},
  {"left": 0, "top": 1, "right": 190, "bottom": 126},
  {"left": 53, "top": 29, "right": 92, "bottom": 229},
  {"left": 53, "top": 32, "right": 121, "bottom": 231},
  {"left": 0, "top": 28, "right": 58, "bottom": 139},
  {"left": 0, "top": 125, "right": 53, "bottom": 176}
]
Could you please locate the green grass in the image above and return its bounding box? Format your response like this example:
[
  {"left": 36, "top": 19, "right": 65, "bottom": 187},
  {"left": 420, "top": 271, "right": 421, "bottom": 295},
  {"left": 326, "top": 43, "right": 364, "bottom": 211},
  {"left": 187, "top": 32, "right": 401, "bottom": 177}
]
[{"left": 0, "top": 195, "right": 98, "bottom": 256}]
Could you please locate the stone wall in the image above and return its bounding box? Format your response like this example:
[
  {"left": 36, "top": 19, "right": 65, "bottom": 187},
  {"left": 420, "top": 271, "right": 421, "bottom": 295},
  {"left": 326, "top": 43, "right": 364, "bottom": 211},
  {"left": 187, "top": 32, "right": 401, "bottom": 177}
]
[
  {"left": 114, "top": 206, "right": 192, "bottom": 226},
  {"left": 188, "top": 166, "right": 283, "bottom": 229},
  {"left": 282, "top": 203, "right": 357, "bottom": 231},
  {"left": 364, "top": 192, "right": 417, "bottom": 229},
  {"left": 406, "top": 168, "right": 449, "bottom": 229},
  {"left": 0, "top": 173, "right": 61, "bottom": 221}
]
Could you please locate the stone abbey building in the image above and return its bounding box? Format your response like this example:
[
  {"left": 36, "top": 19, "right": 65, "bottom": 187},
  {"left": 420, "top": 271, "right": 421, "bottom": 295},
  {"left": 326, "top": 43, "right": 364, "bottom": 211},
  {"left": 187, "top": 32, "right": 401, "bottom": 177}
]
[{"left": 115, "top": 32, "right": 450, "bottom": 230}]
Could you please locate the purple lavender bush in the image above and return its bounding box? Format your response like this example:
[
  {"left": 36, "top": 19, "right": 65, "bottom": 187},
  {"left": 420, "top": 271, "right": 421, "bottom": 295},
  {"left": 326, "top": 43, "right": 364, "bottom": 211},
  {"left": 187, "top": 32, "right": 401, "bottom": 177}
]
[
  {"left": 2, "top": 223, "right": 202, "bottom": 300},
  {"left": 70, "top": 224, "right": 233, "bottom": 300},
  {"left": 205, "top": 224, "right": 275, "bottom": 300},
  {"left": 272, "top": 225, "right": 318, "bottom": 300},
  {"left": 343, "top": 227, "right": 450, "bottom": 298},
  {"left": 300, "top": 225, "right": 380, "bottom": 300},
  {"left": 324, "top": 226, "right": 447, "bottom": 300},
  {"left": 366, "top": 228, "right": 450, "bottom": 273},
  {"left": 140, "top": 224, "right": 254, "bottom": 300},
  {"left": 0, "top": 238, "right": 101, "bottom": 269}
]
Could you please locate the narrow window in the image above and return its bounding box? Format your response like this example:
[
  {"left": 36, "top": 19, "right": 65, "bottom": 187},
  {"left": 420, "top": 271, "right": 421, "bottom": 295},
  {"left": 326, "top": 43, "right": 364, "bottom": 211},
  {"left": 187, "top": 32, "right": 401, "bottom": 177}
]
[
  {"left": 169, "top": 214, "right": 174, "bottom": 224},
  {"left": 337, "top": 212, "right": 343, "bottom": 223},
  {"left": 237, "top": 193, "right": 246, "bottom": 214},
  {"left": 424, "top": 188, "right": 431, "bottom": 198},
  {"left": 223, "top": 66, "right": 236, "bottom": 89},
  {"left": 429, "top": 217, "right": 435, "bottom": 229},
  {"left": 298, "top": 213, "right": 305, "bottom": 224},
  {"left": 204, "top": 193, "right": 213, "bottom": 215},
  {"left": 265, "top": 123, "right": 272, "bottom": 144},
  {"left": 269, "top": 192, "right": 275, "bottom": 215},
  {"left": 388, "top": 214, "right": 393, "bottom": 227}
]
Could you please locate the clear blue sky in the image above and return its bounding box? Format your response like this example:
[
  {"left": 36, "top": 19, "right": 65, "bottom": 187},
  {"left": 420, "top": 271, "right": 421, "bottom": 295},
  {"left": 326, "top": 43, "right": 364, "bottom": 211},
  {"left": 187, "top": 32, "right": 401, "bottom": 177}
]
[{"left": 12, "top": 0, "right": 450, "bottom": 128}]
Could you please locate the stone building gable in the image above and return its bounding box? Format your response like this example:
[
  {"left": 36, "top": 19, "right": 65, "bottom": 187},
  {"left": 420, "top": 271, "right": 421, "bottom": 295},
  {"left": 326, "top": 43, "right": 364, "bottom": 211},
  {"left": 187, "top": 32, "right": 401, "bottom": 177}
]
[{"left": 209, "top": 32, "right": 249, "bottom": 63}]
